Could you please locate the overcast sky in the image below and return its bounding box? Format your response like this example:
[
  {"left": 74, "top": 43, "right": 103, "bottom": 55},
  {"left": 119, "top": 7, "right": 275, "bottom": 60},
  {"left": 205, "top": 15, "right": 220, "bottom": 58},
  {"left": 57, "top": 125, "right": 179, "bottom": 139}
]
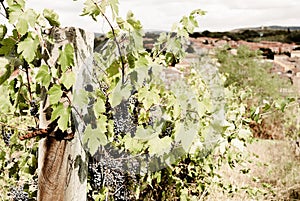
[{"left": 2, "top": 0, "right": 300, "bottom": 32}]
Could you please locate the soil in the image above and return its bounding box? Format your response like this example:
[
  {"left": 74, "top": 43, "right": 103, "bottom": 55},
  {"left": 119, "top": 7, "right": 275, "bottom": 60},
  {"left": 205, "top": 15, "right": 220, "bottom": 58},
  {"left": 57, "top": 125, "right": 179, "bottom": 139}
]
[{"left": 207, "top": 139, "right": 300, "bottom": 200}]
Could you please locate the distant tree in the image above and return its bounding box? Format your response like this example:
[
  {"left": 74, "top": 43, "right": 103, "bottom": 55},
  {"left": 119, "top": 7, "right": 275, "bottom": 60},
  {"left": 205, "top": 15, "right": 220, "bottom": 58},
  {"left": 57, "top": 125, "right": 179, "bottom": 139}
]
[
  {"left": 202, "top": 30, "right": 211, "bottom": 37},
  {"left": 189, "top": 32, "right": 202, "bottom": 38}
]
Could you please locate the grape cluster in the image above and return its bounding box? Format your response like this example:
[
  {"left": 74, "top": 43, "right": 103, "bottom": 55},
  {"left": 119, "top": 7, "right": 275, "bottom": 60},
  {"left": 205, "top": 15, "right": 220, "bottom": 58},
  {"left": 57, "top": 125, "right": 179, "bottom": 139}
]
[
  {"left": 160, "top": 121, "right": 174, "bottom": 138},
  {"left": 128, "top": 95, "right": 138, "bottom": 106},
  {"left": 113, "top": 100, "right": 136, "bottom": 137},
  {"left": 88, "top": 149, "right": 136, "bottom": 201},
  {"left": 8, "top": 186, "right": 28, "bottom": 201},
  {"left": 29, "top": 100, "right": 39, "bottom": 117},
  {"left": 1, "top": 127, "right": 13, "bottom": 146},
  {"left": 148, "top": 116, "right": 154, "bottom": 127}
]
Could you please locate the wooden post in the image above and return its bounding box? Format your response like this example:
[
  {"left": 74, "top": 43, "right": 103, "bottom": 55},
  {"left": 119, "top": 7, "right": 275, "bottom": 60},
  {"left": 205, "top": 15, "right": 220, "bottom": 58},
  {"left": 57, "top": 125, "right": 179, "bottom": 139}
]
[{"left": 37, "top": 27, "right": 94, "bottom": 201}]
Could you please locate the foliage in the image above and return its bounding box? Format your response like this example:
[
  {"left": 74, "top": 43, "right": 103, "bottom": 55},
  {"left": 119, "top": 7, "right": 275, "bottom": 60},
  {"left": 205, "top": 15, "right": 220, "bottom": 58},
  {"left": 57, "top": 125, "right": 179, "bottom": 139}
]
[
  {"left": 0, "top": 0, "right": 255, "bottom": 200},
  {"left": 216, "top": 44, "right": 299, "bottom": 140},
  {"left": 0, "top": 0, "right": 73, "bottom": 199},
  {"left": 216, "top": 45, "right": 293, "bottom": 100},
  {"left": 0, "top": 113, "right": 38, "bottom": 200}
]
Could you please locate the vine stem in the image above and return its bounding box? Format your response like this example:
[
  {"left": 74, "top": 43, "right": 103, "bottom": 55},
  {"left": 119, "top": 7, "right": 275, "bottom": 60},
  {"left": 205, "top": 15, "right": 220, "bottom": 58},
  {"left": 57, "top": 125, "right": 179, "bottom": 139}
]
[
  {"left": 93, "top": 2, "right": 126, "bottom": 85},
  {"left": 24, "top": 62, "right": 33, "bottom": 101},
  {"left": 0, "top": 1, "right": 8, "bottom": 18}
]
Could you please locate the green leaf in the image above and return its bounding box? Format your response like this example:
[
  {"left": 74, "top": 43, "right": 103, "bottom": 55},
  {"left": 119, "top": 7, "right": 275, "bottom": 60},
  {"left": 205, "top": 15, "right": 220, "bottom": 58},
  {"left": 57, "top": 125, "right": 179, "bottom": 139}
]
[
  {"left": 48, "top": 84, "right": 63, "bottom": 105},
  {"left": 130, "top": 65, "right": 148, "bottom": 87},
  {"left": 0, "top": 25, "right": 7, "bottom": 40},
  {"left": 43, "top": 9, "right": 60, "bottom": 26},
  {"left": 16, "top": 18, "right": 28, "bottom": 35},
  {"left": 81, "top": 0, "right": 101, "bottom": 21},
  {"left": 109, "top": 82, "right": 131, "bottom": 108},
  {"left": 93, "top": 98, "right": 105, "bottom": 117},
  {"left": 231, "top": 139, "right": 245, "bottom": 152},
  {"left": 17, "top": 36, "right": 39, "bottom": 62},
  {"left": 73, "top": 90, "right": 89, "bottom": 107},
  {"left": 58, "top": 44, "right": 74, "bottom": 72},
  {"left": 174, "top": 122, "right": 197, "bottom": 152},
  {"left": 61, "top": 71, "right": 75, "bottom": 90},
  {"left": 83, "top": 116, "right": 108, "bottom": 155},
  {"left": 50, "top": 103, "right": 71, "bottom": 131},
  {"left": 7, "top": 0, "right": 25, "bottom": 9},
  {"left": 123, "top": 134, "right": 144, "bottom": 153},
  {"left": 51, "top": 103, "right": 64, "bottom": 121},
  {"left": 134, "top": 126, "right": 156, "bottom": 141},
  {"left": 0, "top": 57, "right": 10, "bottom": 68},
  {"left": 0, "top": 64, "right": 13, "bottom": 85},
  {"left": 147, "top": 136, "right": 172, "bottom": 156},
  {"left": 35, "top": 65, "right": 51, "bottom": 88},
  {"left": 172, "top": 100, "right": 181, "bottom": 120},
  {"left": 57, "top": 106, "right": 71, "bottom": 131},
  {"left": 106, "top": 60, "right": 120, "bottom": 77},
  {"left": 8, "top": 4, "right": 23, "bottom": 24},
  {"left": 24, "top": 9, "right": 38, "bottom": 27},
  {"left": 138, "top": 87, "right": 160, "bottom": 110},
  {"left": 15, "top": 8, "right": 37, "bottom": 35},
  {"left": 108, "top": 0, "right": 119, "bottom": 19},
  {"left": 0, "top": 37, "right": 17, "bottom": 55}
]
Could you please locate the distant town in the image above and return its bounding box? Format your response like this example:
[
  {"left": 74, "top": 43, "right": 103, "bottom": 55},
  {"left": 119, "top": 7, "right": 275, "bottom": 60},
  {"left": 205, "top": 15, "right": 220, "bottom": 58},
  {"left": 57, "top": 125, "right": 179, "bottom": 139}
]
[{"left": 94, "top": 26, "right": 300, "bottom": 92}]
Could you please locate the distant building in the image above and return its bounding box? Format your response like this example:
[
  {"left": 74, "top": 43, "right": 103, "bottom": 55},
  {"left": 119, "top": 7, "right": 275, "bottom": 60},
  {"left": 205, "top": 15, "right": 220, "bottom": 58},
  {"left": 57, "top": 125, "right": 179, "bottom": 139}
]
[{"left": 291, "top": 51, "right": 300, "bottom": 58}]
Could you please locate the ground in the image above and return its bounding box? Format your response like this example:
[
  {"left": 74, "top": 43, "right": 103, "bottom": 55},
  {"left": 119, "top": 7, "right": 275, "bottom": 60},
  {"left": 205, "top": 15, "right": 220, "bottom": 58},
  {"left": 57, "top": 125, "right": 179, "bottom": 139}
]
[{"left": 207, "top": 139, "right": 300, "bottom": 201}]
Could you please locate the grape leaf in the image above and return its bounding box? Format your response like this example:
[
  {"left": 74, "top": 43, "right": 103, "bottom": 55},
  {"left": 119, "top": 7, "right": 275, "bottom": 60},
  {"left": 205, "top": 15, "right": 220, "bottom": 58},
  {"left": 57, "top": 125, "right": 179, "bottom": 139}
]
[
  {"left": 17, "top": 36, "right": 39, "bottom": 62},
  {"left": 0, "top": 25, "right": 7, "bottom": 40},
  {"left": 109, "top": 81, "right": 131, "bottom": 108},
  {"left": 15, "top": 8, "right": 38, "bottom": 35},
  {"left": 0, "top": 64, "right": 13, "bottom": 85},
  {"left": 0, "top": 57, "right": 10, "bottom": 69},
  {"left": 147, "top": 136, "right": 172, "bottom": 156},
  {"left": 8, "top": 4, "right": 23, "bottom": 24},
  {"left": 123, "top": 134, "right": 144, "bottom": 153},
  {"left": 138, "top": 87, "right": 160, "bottom": 110},
  {"left": 93, "top": 98, "right": 105, "bottom": 117},
  {"left": 73, "top": 90, "right": 89, "bottom": 107},
  {"left": 57, "top": 106, "right": 71, "bottom": 131},
  {"left": 58, "top": 44, "right": 74, "bottom": 72},
  {"left": 108, "top": 0, "right": 119, "bottom": 19},
  {"left": 0, "top": 38, "right": 17, "bottom": 55},
  {"left": 24, "top": 9, "right": 38, "bottom": 27},
  {"left": 83, "top": 116, "right": 108, "bottom": 155},
  {"left": 174, "top": 122, "right": 197, "bottom": 152},
  {"left": 134, "top": 126, "right": 156, "bottom": 141},
  {"left": 231, "top": 138, "right": 245, "bottom": 152},
  {"left": 50, "top": 103, "right": 71, "bottom": 131},
  {"left": 51, "top": 103, "right": 64, "bottom": 121},
  {"left": 61, "top": 71, "right": 75, "bottom": 90},
  {"left": 106, "top": 60, "right": 120, "bottom": 77},
  {"left": 48, "top": 84, "right": 63, "bottom": 105},
  {"left": 16, "top": 18, "right": 28, "bottom": 35},
  {"left": 43, "top": 9, "right": 60, "bottom": 26},
  {"left": 81, "top": 0, "right": 101, "bottom": 21},
  {"left": 35, "top": 65, "right": 51, "bottom": 88}
]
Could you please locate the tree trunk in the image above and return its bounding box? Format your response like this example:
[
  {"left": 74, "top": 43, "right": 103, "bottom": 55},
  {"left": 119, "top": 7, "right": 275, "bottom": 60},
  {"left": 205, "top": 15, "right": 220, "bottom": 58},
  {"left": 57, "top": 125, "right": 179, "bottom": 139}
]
[{"left": 37, "top": 27, "right": 94, "bottom": 201}]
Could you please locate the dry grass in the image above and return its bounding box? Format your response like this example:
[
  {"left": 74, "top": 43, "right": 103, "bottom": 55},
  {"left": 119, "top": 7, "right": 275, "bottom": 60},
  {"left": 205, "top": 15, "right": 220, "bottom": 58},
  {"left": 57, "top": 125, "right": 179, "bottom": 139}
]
[{"left": 206, "top": 139, "right": 300, "bottom": 201}]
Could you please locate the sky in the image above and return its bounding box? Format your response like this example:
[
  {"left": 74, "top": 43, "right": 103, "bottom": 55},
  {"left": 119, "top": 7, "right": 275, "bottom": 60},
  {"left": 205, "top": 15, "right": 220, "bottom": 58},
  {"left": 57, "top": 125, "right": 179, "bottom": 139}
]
[{"left": 1, "top": 0, "right": 300, "bottom": 32}]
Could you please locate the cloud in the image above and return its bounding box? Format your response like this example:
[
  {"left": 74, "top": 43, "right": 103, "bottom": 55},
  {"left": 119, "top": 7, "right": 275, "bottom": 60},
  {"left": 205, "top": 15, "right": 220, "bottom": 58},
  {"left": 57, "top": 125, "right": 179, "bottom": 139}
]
[{"left": 1, "top": 0, "right": 299, "bottom": 32}]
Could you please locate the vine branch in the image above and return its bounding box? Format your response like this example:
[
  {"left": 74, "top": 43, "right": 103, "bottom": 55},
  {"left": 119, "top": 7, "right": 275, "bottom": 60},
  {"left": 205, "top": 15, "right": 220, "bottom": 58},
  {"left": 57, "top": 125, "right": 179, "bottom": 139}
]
[
  {"left": 0, "top": 1, "right": 8, "bottom": 19},
  {"left": 93, "top": 2, "right": 126, "bottom": 85}
]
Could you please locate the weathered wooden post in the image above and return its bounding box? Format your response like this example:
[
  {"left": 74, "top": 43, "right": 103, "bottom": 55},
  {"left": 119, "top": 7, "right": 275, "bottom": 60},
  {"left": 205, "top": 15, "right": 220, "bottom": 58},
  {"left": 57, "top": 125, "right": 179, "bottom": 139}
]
[{"left": 37, "top": 27, "right": 94, "bottom": 201}]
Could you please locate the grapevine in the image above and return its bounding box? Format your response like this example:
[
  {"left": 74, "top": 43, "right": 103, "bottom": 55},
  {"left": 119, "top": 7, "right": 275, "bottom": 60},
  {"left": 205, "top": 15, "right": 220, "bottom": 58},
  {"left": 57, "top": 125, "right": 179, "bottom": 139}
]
[{"left": 0, "top": 0, "right": 275, "bottom": 200}]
